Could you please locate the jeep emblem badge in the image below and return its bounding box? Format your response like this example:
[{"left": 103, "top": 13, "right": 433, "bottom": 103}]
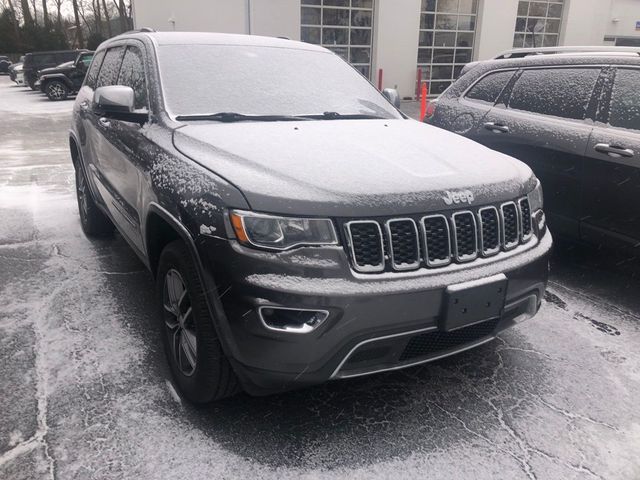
[{"left": 443, "top": 190, "right": 474, "bottom": 205}]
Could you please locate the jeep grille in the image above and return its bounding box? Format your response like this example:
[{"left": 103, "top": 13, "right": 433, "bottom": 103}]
[{"left": 344, "top": 197, "right": 534, "bottom": 273}]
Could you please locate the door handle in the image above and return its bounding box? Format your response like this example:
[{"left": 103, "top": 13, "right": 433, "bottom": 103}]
[
  {"left": 98, "top": 117, "right": 111, "bottom": 128},
  {"left": 484, "top": 122, "right": 510, "bottom": 134},
  {"left": 594, "top": 143, "right": 634, "bottom": 158}
]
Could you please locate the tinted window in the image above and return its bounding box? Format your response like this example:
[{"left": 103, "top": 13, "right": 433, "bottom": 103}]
[
  {"left": 96, "top": 47, "right": 124, "bottom": 88},
  {"left": 508, "top": 68, "right": 600, "bottom": 120},
  {"left": 57, "top": 52, "right": 78, "bottom": 63},
  {"left": 117, "top": 46, "right": 148, "bottom": 110},
  {"left": 609, "top": 69, "right": 640, "bottom": 131},
  {"left": 35, "top": 54, "right": 56, "bottom": 65},
  {"left": 78, "top": 53, "right": 94, "bottom": 69},
  {"left": 84, "top": 50, "right": 105, "bottom": 89},
  {"left": 465, "top": 70, "right": 515, "bottom": 104}
]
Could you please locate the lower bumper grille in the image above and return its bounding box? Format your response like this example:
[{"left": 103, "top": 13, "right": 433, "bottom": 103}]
[{"left": 399, "top": 318, "right": 500, "bottom": 362}]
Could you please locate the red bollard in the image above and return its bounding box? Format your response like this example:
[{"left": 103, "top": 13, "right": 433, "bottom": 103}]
[
  {"left": 377, "top": 68, "right": 383, "bottom": 91},
  {"left": 420, "top": 82, "right": 428, "bottom": 121}
]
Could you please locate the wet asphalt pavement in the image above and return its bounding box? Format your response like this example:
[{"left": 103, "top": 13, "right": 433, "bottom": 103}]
[{"left": 1, "top": 76, "right": 639, "bottom": 480}]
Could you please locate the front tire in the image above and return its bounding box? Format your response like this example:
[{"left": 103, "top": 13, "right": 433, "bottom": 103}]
[
  {"left": 75, "top": 165, "right": 114, "bottom": 237},
  {"left": 157, "top": 240, "right": 240, "bottom": 403},
  {"left": 45, "top": 80, "right": 69, "bottom": 101}
]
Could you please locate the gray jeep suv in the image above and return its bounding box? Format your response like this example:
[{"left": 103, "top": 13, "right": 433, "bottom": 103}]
[{"left": 69, "top": 31, "right": 551, "bottom": 402}]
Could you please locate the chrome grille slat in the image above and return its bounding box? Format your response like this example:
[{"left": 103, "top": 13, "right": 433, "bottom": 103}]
[
  {"left": 345, "top": 197, "right": 534, "bottom": 273},
  {"left": 345, "top": 221, "right": 385, "bottom": 273},
  {"left": 421, "top": 214, "right": 452, "bottom": 267},
  {"left": 519, "top": 198, "right": 533, "bottom": 242},
  {"left": 386, "top": 218, "right": 421, "bottom": 271},
  {"left": 500, "top": 202, "right": 520, "bottom": 250},
  {"left": 451, "top": 211, "right": 478, "bottom": 262},
  {"left": 478, "top": 206, "right": 501, "bottom": 257}
]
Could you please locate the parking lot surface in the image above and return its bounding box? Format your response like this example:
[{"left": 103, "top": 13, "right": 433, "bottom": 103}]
[{"left": 1, "top": 76, "right": 639, "bottom": 479}]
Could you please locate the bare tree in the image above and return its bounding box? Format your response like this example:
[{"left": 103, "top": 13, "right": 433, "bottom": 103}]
[
  {"left": 41, "top": 0, "right": 49, "bottom": 30},
  {"left": 20, "top": 0, "right": 33, "bottom": 26},
  {"left": 71, "top": 0, "right": 84, "bottom": 46},
  {"left": 53, "top": 0, "right": 63, "bottom": 29},
  {"left": 101, "top": 0, "right": 111, "bottom": 36},
  {"left": 29, "top": 0, "right": 37, "bottom": 26}
]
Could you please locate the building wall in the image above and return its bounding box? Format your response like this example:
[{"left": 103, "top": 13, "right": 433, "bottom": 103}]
[
  {"left": 475, "top": 0, "right": 520, "bottom": 60},
  {"left": 133, "top": 0, "right": 246, "bottom": 33},
  {"left": 250, "top": 0, "right": 300, "bottom": 40},
  {"left": 561, "top": 0, "right": 612, "bottom": 45},
  {"left": 373, "top": 0, "right": 421, "bottom": 98},
  {"left": 607, "top": 0, "right": 640, "bottom": 38}
]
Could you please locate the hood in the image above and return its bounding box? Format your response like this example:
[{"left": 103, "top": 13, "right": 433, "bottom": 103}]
[
  {"left": 39, "top": 62, "right": 74, "bottom": 76},
  {"left": 173, "top": 119, "right": 535, "bottom": 217}
]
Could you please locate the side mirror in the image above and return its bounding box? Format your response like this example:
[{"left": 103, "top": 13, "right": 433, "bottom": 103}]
[
  {"left": 93, "top": 85, "right": 148, "bottom": 125},
  {"left": 382, "top": 88, "right": 401, "bottom": 109}
]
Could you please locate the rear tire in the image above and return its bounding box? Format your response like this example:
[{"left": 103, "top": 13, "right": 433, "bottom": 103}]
[
  {"left": 45, "top": 80, "right": 69, "bottom": 101},
  {"left": 156, "top": 240, "right": 240, "bottom": 403},
  {"left": 75, "top": 165, "right": 114, "bottom": 237}
]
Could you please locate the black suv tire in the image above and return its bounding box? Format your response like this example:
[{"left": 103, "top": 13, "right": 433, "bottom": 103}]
[
  {"left": 75, "top": 165, "right": 114, "bottom": 237},
  {"left": 45, "top": 80, "right": 69, "bottom": 101},
  {"left": 156, "top": 240, "right": 240, "bottom": 403}
]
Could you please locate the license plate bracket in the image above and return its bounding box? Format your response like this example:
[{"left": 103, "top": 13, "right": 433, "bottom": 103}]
[{"left": 441, "top": 274, "right": 507, "bottom": 332}]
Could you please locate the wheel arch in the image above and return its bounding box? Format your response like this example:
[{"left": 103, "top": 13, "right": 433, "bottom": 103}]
[{"left": 145, "top": 203, "right": 241, "bottom": 361}]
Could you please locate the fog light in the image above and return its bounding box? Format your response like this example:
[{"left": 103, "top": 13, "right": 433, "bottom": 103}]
[{"left": 258, "top": 307, "right": 329, "bottom": 334}]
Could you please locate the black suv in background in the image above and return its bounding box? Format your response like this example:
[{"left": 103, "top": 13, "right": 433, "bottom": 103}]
[
  {"left": 38, "top": 51, "right": 94, "bottom": 100},
  {"left": 426, "top": 47, "right": 640, "bottom": 253},
  {"left": 0, "top": 56, "right": 11, "bottom": 74},
  {"left": 70, "top": 31, "right": 550, "bottom": 403},
  {"left": 23, "top": 49, "right": 87, "bottom": 89}
]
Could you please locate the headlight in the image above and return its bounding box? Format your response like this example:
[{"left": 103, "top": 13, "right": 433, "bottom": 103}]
[
  {"left": 230, "top": 210, "right": 338, "bottom": 250},
  {"left": 528, "top": 178, "right": 543, "bottom": 212}
]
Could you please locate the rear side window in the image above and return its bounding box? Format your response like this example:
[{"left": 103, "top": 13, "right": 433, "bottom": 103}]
[
  {"left": 35, "top": 54, "right": 56, "bottom": 65},
  {"left": 58, "top": 52, "right": 77, "bottom": 63},
  {"left": 465, "top": 70, "right": 515, "bottom": 104},
  {"left": 96, "top": 47, "right": 124, "bottom": 88},
  {"left": 609, "top": 68, "right": 640, "bottom": 131},
  {"left": 508, "top": 68, "right": 600, "bottom": 120},
  {"left": 117, "top": 46, "right": 148, "bottom": 110},
  {"left": 85, "top": 50, "right": 105, "bottom": 89}
]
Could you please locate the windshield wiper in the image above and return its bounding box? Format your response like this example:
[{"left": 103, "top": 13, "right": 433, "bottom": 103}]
[
  {"left": 296, "top": 111, "right": 387, "bottom": 120},
  {"left": 175, "top": 112, "right": 310, "bottom": 122}
]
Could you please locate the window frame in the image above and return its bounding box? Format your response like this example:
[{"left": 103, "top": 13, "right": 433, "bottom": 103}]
[{"left": 502, "top": 65, "right": 604, "bottom": 123}]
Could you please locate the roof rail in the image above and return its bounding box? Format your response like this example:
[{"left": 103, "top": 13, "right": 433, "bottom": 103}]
[
  {"left": 493, "top": 46, "right": 640, "bottom": 59},
  {"left": 120, "top": 27, "right": 156, "bottom": 35}
]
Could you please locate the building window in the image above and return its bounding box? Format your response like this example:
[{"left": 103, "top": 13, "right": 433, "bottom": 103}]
[
  {"left": 417, "top": 0, "right": 478, "bottom": 96},
  {"left": 513, "top": 1, "right": 564, "bottom": 48},
  {"left": 300, "top": 0, "right": 374, "bottom": 79}
]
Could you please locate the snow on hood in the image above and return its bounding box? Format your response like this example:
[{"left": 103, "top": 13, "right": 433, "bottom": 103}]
[{"left": 173, "top": 119, "right": 535, "bottom": 217}]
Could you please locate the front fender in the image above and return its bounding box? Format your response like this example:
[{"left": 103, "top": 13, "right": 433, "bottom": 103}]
[{"left": 40, "top": 74, "right": 73, "bottom": 89}]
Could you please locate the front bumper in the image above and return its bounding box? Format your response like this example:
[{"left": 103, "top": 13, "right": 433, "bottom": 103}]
[{"left": 199, "top": 229, "right": 551, "bottom": 395}]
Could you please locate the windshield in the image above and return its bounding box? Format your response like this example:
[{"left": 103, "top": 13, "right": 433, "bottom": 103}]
[{"left": 157, "top": 44, "right": 401, "bottom": 119}]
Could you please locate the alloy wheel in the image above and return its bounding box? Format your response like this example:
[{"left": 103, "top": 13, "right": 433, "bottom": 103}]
[
  {"left": 163, "top": 269, "right": 197, "bottom": 376},
  {"left": 48, "top": 82, "right": 65, "bottom": 100},
  {"left": 76, "top": 169, "right": 89, "bottom": 219}
]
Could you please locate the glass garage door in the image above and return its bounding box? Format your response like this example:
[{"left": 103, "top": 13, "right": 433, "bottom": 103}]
[
  {"left": 301, "top": 0, "right": 374, "bottom": 79},
  {"left": 416, "top": 0, "right": 478, "bottom": 96},
  {"left": 513, "top": 1, "right": 564, "bottom": 48}
]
